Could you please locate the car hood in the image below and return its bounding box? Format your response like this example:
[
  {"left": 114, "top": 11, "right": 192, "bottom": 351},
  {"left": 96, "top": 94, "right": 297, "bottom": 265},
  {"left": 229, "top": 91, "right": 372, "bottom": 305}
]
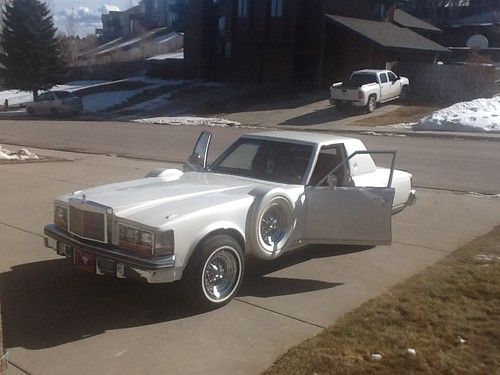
[{"left": 60, "top": 172, "right": 268, "bottom": 228}]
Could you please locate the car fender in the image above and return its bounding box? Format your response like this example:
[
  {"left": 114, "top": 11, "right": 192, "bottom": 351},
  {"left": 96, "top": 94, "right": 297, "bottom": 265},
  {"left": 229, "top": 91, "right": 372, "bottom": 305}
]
[{"left": 183, "top": 220, "right": 246, "bottom": 269}]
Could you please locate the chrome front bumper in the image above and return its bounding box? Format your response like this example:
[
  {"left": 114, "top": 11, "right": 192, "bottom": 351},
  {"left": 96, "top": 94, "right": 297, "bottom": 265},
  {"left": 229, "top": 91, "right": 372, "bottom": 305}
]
[{"left": 44, "top": 224, "right": 180, "bottom": 283}]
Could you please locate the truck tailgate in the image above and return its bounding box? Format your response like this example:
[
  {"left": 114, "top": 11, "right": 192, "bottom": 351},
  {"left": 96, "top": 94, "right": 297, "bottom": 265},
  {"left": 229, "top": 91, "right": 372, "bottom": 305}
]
[{"left": 330, "top": 86, "right": 359, "bottom": 101}]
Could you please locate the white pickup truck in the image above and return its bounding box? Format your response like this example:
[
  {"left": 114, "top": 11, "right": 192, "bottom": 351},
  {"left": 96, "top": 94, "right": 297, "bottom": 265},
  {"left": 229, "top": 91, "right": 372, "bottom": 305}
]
[{"left": 330, "top": 69, "right": 410, "bottom": 113}]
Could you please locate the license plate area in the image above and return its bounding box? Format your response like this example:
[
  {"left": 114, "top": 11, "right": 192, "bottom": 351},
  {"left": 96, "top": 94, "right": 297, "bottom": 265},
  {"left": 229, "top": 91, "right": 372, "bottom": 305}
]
[{"left": 74, "top": 250, "right": 96, "bottom": 273}]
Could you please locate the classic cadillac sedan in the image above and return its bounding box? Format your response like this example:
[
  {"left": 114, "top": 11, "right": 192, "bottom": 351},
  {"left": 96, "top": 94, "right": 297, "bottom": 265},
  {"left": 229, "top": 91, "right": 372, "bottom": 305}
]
[{"left": 44, "top": 131, "right": 417, "bottom": 308}]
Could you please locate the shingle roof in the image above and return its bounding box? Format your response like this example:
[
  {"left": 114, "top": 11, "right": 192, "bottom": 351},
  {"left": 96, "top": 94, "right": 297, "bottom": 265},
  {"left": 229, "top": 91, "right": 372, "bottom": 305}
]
[
  {"left": 325, "top": 14, "right": 449, "bottom": 53},
  {"left": 393, "top": 9, "right": 441, "bottom": 33}
]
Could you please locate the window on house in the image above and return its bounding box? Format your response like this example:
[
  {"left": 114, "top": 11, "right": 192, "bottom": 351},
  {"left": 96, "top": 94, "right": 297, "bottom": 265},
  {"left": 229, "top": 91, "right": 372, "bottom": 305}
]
[
  {"left": 271, "top": 0, "right": 283, "bottom": 17},
  {"left": 237, "top": 0, "right": 248, "bottom": 18}
]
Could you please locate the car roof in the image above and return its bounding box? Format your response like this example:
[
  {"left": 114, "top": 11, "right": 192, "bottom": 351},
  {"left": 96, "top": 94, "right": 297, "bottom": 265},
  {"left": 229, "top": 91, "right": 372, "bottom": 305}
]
[
  {"left": 245, "top": 130, "right": 358, "bottom": 147},
  {"left": 353, "top": 69, "right": 388, "bottom": 74}
]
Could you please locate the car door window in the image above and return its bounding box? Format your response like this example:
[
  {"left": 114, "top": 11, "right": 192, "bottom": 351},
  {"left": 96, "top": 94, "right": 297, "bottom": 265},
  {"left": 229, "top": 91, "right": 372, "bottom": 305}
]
[
  {"left": 309, "top": 145, "right": 348, "bottom": 186},
  {"left": 387, "top": 72, "right": 397, "bottom": 82},
  {"left": 379, "top": 73, "right": 388, "bottom": 84}
]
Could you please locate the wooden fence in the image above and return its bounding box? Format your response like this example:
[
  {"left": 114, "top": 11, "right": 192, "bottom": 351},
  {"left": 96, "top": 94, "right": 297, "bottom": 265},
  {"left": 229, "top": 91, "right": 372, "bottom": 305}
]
[{"left": 399, "top": 62, "right": 497, "bottom": 102}]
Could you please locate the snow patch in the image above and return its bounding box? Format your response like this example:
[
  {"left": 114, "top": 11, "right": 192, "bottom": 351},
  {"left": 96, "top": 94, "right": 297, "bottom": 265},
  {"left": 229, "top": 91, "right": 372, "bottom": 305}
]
[
  {"left": 134, "top": 117, "right": 241, "bottom": 128},
  {"left": 82, "top": 90, "right": 142, "bottom": 112},
  {"left": 413, "top": 96, "right": 500, "bottom": 133},
  {"left": 473, "top": 254, "right": 500, "bottom": 263},
  {"left": 0, "top": 145, "right": 40, "bottom": 160}
]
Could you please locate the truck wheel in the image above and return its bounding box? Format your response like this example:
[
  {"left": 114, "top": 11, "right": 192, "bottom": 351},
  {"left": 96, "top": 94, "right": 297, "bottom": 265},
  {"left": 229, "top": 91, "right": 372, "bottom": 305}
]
[
  {"left": 183, "top": 234, "right": 244, "bottom": 309},
  {"left": 400, "top": 86, "right": 409, "bottom": 102},
  {"left": 366, "top": 95, "right": 376, "bottom": 113},
  {"left": 247, "top": 189, "right": 296, "bottom": 260}
]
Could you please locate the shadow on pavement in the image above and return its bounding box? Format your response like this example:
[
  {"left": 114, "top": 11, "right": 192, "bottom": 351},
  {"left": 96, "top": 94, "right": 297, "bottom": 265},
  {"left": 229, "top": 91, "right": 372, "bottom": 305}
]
[
  {"left": 240, "top": 244, "right": 372, "bottom": 297},
  {"left": 278, "top": 106, "right": 365, "bottom": 126},
  {"left": 0, "top": 245, "right": 370, "bottom": 350}
]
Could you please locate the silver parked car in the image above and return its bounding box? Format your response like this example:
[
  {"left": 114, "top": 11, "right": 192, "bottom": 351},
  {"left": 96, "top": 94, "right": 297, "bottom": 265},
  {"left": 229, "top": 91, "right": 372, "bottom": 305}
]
[{"left": 26, "top": 91, "right": 83, "bottom": 116}]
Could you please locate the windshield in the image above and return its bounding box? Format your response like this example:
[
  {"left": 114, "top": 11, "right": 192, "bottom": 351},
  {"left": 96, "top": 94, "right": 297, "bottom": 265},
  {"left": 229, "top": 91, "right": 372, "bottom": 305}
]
[
  {"left": 347, "top": 73, "right": 377, "bottom": 87},
  {"left": 210, "top": 138, "right": 313, "bottom": 184}
]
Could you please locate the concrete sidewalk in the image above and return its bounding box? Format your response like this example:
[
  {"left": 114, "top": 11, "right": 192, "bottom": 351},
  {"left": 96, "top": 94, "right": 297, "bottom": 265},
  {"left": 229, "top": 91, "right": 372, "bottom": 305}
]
[{"left": 1, "top": 147, "right": 499, "bottom": 375}]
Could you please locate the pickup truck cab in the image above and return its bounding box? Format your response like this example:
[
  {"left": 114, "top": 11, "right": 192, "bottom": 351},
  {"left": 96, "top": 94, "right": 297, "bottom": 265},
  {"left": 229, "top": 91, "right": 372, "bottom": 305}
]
[
  {"left": 330, "top": 69, "right": 410, "bottom": 113},
  {"left": 44, "top": 131, "right": 416, "bottom": 308}
]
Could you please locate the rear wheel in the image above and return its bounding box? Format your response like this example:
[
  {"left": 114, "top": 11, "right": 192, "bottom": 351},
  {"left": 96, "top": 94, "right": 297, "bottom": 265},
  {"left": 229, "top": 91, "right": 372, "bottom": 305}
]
[
  {"left": 183, "top": 234, "right": 244, "bottom": 309},
  {"left": 366, "top": 95, "right": 376, "bottom": 113},
  {"left": 400, "top": 86, "right": 409, "bottom": 102}
]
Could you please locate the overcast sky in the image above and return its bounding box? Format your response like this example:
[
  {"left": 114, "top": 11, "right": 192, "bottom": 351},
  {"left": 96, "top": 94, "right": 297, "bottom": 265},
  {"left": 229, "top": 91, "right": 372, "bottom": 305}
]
[{"left": 49, "top": 0, "right": 140, "bottom": 36}]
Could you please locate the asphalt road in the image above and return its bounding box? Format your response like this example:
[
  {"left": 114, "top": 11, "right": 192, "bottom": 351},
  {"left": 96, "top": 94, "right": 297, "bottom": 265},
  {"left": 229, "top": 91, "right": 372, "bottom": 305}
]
[{"left": 0, "top": 119, "right": 499, "bottom": 194}]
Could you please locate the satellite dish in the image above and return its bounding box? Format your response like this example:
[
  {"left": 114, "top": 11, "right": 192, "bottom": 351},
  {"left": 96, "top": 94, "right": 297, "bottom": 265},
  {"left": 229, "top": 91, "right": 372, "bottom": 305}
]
[{"left": 466, "top": 34, "right": 489, "bottom": 50}]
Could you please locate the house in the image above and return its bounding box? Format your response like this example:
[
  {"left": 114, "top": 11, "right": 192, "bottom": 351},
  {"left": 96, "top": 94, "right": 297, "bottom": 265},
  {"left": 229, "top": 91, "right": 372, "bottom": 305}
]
[
  {"left": 100, "top": 0, "right": 188, "bottom": 42},
  {"left": 184, "top": 0, "right": 449, "bottom": 87},
  {"left": 402, "top": 0, "right": 499, "bottom": 48}
]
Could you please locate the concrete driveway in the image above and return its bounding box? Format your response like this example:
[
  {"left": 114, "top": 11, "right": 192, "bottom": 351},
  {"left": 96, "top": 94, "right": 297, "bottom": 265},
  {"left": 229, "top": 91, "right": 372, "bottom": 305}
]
[{"left": 1, "top": 146, "right": 499, "bottom": 375}]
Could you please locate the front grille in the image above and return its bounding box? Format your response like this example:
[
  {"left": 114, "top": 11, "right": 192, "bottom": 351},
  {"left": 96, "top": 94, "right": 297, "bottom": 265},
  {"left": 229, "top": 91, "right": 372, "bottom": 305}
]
[{"left": 69, "top": 205, "right": 106, "bottom": 242}]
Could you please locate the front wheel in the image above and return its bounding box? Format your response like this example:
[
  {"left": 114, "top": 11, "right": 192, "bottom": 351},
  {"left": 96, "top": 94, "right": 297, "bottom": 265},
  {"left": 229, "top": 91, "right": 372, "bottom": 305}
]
[
  {"left": 399, "top": 86, "right": 409, "bottom": 102},
  {"left": 183, "top": 234, "right": 245, "bottom": 309}
]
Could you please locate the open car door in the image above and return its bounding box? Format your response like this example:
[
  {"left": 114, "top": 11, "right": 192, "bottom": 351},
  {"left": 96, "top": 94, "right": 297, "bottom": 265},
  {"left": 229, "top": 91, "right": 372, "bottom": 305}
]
[
  {"left": 184, "top": 131, "right": 212, "bottom": 172},
  {"left": 303, "top": 151, "right": 396, "bottom": 246}
]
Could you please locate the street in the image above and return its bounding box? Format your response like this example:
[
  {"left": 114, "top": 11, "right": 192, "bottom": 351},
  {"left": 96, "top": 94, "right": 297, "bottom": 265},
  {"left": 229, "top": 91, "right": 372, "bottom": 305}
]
[
  {"left": 0, "top": 119, "right": 499, "bottom": 375},
  {"left": 0, "top": 119, "right": 499, "bottom": 194}
]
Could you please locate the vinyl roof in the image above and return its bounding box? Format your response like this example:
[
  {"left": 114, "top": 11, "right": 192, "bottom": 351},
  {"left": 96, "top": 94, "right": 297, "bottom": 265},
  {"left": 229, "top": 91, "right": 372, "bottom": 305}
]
[
  {"left": 247, "top": 130, "right": 356, "bottom": 146},
  {"left": 325, "top": 14, "right": 449, "bottom": 53},
  {"left": 393, "top": 9, "right": 441, "bottom": 33}
]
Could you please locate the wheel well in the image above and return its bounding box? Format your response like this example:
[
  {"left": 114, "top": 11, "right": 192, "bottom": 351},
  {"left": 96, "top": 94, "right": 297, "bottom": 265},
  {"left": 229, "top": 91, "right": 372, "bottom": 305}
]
[
  {"left": 369, "top": 93, "right": 377, "bottom": 100},
  {"left": 197, "top": 228, "right": 246, "bottom": 254}
]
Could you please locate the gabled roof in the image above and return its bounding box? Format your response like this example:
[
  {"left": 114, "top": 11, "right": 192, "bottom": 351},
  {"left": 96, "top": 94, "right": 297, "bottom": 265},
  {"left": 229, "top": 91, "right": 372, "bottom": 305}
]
[
  {"left": 325, "top": 14, "right": 449, "bottom": 53},
  {"left": 393, "top": 9, "right": 441, "bottom": 33}
]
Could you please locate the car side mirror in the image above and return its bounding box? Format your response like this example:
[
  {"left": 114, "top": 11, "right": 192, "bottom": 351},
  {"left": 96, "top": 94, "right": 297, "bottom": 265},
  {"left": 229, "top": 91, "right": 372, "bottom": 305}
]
[
  {"left": 327, "top": 175, "right": 338, "bottom": 190},
  {"left": 184, "top": 131, "right": 212, "bottom": 172}
]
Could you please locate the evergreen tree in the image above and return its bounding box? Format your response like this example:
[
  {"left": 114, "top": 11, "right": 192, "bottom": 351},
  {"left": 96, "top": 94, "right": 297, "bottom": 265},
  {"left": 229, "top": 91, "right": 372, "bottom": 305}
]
[{"left": 0, "top": 0, "right": 65, "bottom": 99}]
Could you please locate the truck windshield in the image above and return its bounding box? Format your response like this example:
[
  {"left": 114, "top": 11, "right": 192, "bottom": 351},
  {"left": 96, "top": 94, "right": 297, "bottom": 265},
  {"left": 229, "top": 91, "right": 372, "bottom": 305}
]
[
  {"left": 347, "top": 73, "right": 378, "bottom": 87},
  {"left": 210, "top": 138, "right": 313, "bottom": 185}
]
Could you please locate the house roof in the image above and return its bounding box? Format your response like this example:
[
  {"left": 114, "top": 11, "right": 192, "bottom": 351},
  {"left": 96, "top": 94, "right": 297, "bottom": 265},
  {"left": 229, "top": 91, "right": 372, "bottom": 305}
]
[
  {"left": 325, "top": 14, "right": 449, "bottom": 53},
  {"left": 393, "top": 9, "right": 441, "bottom": 33}
]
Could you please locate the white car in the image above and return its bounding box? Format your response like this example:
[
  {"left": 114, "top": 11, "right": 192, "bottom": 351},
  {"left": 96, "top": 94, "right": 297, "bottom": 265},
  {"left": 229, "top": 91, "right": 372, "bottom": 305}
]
[
  {"left": 329, "top": 69, "right": 410, "bottom": 113},
  {"left": 26, "top": 91, "right": 83, "bottom": 116},
  {"left": 44, "top": 131, "right": 417, "bottom": 308}
]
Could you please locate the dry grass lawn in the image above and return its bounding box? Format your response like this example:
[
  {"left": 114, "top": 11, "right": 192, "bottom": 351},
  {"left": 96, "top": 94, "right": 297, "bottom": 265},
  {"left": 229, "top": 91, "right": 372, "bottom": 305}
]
[
  {"left": 353, "top": 105, "right": 439, "bottom": 127},
  {"left": 264, "top": 226, "right": 500, "bottom": 374}
]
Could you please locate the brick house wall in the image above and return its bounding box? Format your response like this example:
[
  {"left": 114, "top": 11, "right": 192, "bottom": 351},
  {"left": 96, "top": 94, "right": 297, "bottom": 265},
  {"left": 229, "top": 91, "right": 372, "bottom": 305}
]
[{"left": 185, "top": 0, "right": 426, "bottom": 86}]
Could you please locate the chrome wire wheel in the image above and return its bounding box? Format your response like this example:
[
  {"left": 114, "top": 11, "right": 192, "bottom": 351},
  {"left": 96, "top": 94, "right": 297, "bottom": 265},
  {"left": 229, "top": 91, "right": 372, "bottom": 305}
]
[
  {"left": 260, "top": 204, "right": 287, "bottom": 247},
  {"left": 202, "top": 246, "right": 241, "bottom": 303}
]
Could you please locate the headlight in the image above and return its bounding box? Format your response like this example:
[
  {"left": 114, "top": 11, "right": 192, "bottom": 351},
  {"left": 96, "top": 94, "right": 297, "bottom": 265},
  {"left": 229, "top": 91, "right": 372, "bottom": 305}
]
[
  {"left": 54, "top": 204, "right": 68, "bottom": 230},
  {"left": 154, "top": 230, "right": 174, "bottom": 256},
  {"left": 118, "top": 224, "right": 173, "bottom": 257}
]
